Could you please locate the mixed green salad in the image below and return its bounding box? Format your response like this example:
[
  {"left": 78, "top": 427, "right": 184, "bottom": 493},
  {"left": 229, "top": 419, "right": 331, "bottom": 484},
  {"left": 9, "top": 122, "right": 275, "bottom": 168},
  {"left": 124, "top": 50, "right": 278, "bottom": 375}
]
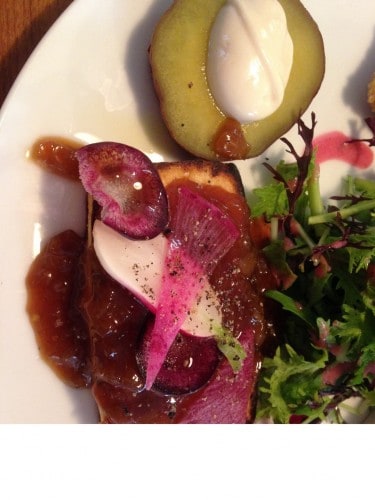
[{"left": 253, "top": 113, "right": 375, "bottom": 423}]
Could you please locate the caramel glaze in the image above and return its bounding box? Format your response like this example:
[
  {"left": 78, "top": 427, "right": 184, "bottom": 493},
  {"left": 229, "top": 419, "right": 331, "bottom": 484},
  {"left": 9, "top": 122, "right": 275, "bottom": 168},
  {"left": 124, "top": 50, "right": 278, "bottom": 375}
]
[
  {"left": 31, "top": 136, "right": 82, "bottom": 181},
  {"left": 26, "top": 139, "right": 277, "bottom": 423},
  {"left": 211, "top": 117, "right": 251, "bottom": 160}
]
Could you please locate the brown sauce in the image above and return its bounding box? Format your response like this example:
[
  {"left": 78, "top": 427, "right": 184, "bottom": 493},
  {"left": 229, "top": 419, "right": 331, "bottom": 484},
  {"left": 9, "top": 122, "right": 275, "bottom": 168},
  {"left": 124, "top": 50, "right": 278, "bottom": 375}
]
[
  {"left": 211, "top": 117, "right": 251, "bottom": 160},
  {"left": 26, "top": 139, "right": 276, "bottom": 423},
  {"left": 31, "top": 136, "right": 82, "bottom": 181},
  {"left": 25, "top": 230, "right": 91, "bottom": 388}
]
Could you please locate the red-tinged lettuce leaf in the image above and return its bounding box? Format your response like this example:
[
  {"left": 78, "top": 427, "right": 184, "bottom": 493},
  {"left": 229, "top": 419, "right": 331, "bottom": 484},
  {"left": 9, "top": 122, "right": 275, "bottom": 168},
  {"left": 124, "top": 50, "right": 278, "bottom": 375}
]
[
  {"left": 262, "top": 240, "right": 297, "bottom": 290},
  {"left": 174, "top": 328, "right": 257, "bottom": 423},
  {"left": 76, "top": 142, "right": 168, "bottom": 239},
  {"left": 321, "top": 361, "right": 356, "bottom": 386},
  {"left": 144, "top": 186, "right": 240, "bottom": 390}
]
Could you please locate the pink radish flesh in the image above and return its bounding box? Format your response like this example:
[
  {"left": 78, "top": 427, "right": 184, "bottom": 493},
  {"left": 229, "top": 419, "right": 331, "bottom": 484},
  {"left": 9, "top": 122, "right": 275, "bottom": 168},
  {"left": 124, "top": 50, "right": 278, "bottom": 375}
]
[
  {"left": 144, "top": 186, "right": 240, "bottom": 390},
  {"left": 76, "top": 142, "right": 168, "bottom": 239}
]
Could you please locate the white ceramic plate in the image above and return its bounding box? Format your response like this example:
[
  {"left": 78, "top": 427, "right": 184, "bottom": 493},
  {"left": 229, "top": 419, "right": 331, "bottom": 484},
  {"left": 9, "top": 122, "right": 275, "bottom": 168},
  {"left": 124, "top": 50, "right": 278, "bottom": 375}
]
[{"left": 0, "top": 0, "right": 374, "bottom": 423}]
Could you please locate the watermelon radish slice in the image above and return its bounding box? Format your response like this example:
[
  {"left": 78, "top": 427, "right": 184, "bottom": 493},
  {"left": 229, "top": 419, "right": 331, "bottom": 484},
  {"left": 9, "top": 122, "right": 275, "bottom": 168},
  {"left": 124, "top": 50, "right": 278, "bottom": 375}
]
[
  {"left": 92, "top": 220, "right": 222, "bottom": 338},
  {"left": 77, "top": 142, "right": 168, "bottom": 239},
  {"left": 144, "top": 187, "right": 240, "bottom": 390}
]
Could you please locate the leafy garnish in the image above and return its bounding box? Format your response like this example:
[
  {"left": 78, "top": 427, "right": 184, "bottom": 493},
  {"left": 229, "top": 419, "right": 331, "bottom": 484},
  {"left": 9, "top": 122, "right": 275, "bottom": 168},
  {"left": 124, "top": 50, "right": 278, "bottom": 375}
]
[
  {"left": 257, "top": 344, "right": 328, "bottom": 424},
  {"left": 254, "top": 114, "right": 375, "bottom": 423},
  {"left": 251, "top": 183, "right": 288, "bottom": 219},
  {"left": 214, "top": 326, "right": 247, "bottom": 373},
  {"left": 262, "top": 240, "right": 298, "bottom": 289},
  {"left": 265, "top": 290, "right": 314, "bottom": 327}
]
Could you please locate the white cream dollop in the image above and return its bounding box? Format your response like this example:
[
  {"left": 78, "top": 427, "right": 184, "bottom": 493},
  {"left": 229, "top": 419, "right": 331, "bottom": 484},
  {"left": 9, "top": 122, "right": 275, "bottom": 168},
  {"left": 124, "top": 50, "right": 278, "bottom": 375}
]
[{"left": 207, "top": 0, "right": 294, "bottom": 123}]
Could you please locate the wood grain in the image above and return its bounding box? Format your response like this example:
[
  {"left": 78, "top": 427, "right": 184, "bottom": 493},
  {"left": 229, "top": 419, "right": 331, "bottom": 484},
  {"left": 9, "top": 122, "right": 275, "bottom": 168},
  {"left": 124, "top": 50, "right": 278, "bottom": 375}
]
[{"left": 0, "top": 0, "right": 73, "bottom": 106}]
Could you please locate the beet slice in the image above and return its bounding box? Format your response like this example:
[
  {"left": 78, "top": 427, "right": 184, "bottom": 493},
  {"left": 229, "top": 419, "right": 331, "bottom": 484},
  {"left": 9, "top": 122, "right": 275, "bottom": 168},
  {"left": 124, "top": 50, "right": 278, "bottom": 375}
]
[
  {"left": 77, "top": 142, "right": 168, "bottom": 239},
  {"left": 137, "top": 318, "right": 221, "bottom": 395}
]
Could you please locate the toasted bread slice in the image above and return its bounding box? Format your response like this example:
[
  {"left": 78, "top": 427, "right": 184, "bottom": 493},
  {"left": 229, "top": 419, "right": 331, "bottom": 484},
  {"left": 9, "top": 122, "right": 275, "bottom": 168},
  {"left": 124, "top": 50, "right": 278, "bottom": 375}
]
[
  {"left": 89, "top": 158, "right": 265, "bottom": 423},
  {"left": 156, "top": 159, "right": 245, "bottom": 196}
]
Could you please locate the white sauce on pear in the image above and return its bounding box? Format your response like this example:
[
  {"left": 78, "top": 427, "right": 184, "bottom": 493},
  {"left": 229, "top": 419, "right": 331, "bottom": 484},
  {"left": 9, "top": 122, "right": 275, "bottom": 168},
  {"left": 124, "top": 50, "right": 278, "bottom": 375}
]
[{"left": 207, "top": 0, "right": 293, "bottom": 123}]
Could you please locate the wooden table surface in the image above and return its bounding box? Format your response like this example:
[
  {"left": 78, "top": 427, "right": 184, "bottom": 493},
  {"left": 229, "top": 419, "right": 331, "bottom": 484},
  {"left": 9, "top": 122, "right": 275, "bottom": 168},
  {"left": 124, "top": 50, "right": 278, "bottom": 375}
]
[{"left": 0, "top": 0, "right": 74, "bottom": 107}]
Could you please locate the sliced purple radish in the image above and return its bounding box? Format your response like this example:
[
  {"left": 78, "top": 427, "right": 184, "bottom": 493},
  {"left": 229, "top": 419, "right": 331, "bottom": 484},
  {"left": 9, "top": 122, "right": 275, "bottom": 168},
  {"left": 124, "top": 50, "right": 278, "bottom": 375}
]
[
  {"left": 137, "top": 318, "right": 221, "bottom": 395},
  {"left": 144, "top": 187, "right": 240, "bottom": 390},
  {"left": 77, "top": 142, "right": 168, "bottom": 239},
  {"left": 92, "top": 220, "right": 222, "bottom": 337}
]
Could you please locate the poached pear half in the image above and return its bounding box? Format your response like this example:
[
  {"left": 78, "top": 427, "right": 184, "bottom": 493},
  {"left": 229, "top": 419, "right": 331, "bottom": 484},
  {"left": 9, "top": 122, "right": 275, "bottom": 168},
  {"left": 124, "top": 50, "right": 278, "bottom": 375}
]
[{"left": 150, "top": 0, "right": 325, "bottom": 161}]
